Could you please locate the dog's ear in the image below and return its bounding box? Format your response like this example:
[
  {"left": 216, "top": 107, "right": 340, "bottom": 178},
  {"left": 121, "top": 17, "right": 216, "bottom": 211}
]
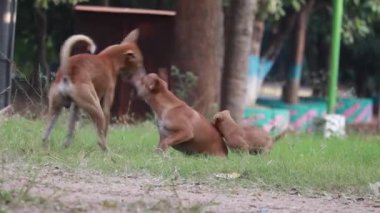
[
  {"left": 122, "top": 29, "right": 139, "bottom": 44},
  {"left": 124, "top": 49, "right": 136, "bottom": 61},
  {"left": 147, "top": 77, "right": 159, "bottom": 91},
  {"left": 211, "top": 117, "right": 217, "bottom": 125},
  {"left": 222, "top": 110, "right": 232, "bottom": 118},
  {"left": 222, "top": 110, "right": 230, "bottom": 114},
  {"left": 211, "top": 113, "right": 221, "bottom": 125}
]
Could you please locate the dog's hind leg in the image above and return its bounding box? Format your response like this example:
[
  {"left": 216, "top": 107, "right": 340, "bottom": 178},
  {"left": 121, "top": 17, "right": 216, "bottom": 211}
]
[
  {"left": 43, "top": 85, "right": 64, "bottom": 148},
  {"left": 64, "top": 104, "right": 79, "bottom": 148},
  {"left": 157, "top": 129, "right": 194, "bottom": 153},
  {"left": 42, "top": 108, "right": 62, "bottom": 148},
  {"left": 102, "top": 88, "right": 115, "bottom": 137},
  {"left": 72, "top": 84, "right": 108, "bottom": 151}
]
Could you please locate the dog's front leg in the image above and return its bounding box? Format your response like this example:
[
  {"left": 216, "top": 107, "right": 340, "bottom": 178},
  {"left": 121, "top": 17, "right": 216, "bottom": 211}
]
[
  {"left": 156, "top": 129, "right": 194, "bottom": 153},
  {"left": 64, "top": 104, "right": 79, "bottom": 148}
]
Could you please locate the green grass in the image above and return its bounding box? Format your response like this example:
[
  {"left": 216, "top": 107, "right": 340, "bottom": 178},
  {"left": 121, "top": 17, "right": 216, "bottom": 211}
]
[{"left": 1, "top": 116, "right": 380, "bottom": 195}]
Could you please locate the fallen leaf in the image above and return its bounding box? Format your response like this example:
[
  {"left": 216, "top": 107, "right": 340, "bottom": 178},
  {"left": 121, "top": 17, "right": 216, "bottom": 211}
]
[
  {"left": 214, "top": 172, "right": 241, "bottom": 180},
  {"left": 101, "top": 200, "right": 118, "bottom": 208}
]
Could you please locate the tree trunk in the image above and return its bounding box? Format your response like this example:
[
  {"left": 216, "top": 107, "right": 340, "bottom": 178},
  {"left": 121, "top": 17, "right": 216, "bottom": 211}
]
[
  {"left": 283, "top": 0, "right": 315, "bottom": 104},
  {"left": 246, "top": 20, "right": 265, "bottom": 106},
  {"left": 311, "top": 37, "right": 330, "bottom": 97},
  {"left": 173, "top": 0, "right": 224, "bottom": 115},
  {"left": 221, "top": 0, "right": 256, "bottom": 122},
  {"left": 33, "top": 7, "right": 50, "bottom": 98},
  {"left": 251, "top": 20, "right": 264, "bottom": 56},
  {"left": 246, "top": 13, "right": 298, "bottom": 105},
  {"left": 0, "top": 0, "right": 16, "bottom": 109}
]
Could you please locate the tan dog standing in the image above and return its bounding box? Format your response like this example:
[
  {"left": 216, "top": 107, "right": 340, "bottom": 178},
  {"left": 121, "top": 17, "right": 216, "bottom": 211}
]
[
  {"left": 212, "top": 110, "right": 286, "bottom": 154},
  {"left": 42, "top": 29, "right": 145, "bottom": 151},
  {"left": 134, "top": 73, "right": 228, "bottom": 157}
]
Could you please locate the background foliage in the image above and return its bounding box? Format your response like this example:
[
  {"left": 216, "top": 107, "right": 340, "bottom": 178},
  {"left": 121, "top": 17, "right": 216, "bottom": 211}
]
[{"left": 13, "top": 0, "right": 380, "bottom": 97}]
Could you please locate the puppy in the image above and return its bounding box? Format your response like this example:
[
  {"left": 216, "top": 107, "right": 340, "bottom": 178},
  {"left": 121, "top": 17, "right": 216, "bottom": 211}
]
[
  {"left": 42, "top": 29, "right": 145, "bottom": 151},
  {"left": 212, "top": 110, "right": 286, "bottom": 154},
  {"left": 134, "top": 73, "right": 228, "bottom": 157}
]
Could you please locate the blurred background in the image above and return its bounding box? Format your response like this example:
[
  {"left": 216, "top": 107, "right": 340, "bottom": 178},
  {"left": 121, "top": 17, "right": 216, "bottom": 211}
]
[{"left": 1, "top": 0, "right": 380, "bottom": 131}]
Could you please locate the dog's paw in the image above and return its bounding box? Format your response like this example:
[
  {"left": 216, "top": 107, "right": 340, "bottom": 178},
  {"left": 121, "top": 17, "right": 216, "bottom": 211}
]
[
  {"left": 63, "top": 140, "right": 72, "bottom": 148},
  {"left": 155, "top": 147, "right": 165, "bottom": 154},
  {"left": 155, "top": 147, "right": 171, "bottom": 159},
  {"left": 42, "top": 138, "right": 49, "bottom": 148},
  {"left": 98, "top": 142, "right": 109, "bottom": 152}
]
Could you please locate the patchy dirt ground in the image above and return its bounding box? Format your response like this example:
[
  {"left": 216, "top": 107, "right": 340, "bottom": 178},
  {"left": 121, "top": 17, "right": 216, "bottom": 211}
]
[{"left": 1, "top": 162, "right": 379, "bottom": 213}]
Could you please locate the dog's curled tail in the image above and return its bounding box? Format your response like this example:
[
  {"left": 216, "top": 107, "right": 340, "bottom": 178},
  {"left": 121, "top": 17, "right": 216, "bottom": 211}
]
[{"left": 60, "top": 34, "right": 96, "bottom": 78}]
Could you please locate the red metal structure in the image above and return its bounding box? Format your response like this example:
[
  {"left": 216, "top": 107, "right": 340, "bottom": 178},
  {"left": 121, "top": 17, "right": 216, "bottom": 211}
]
[{"left": 74, "top": 5, "right": 175, "bottom": 122}]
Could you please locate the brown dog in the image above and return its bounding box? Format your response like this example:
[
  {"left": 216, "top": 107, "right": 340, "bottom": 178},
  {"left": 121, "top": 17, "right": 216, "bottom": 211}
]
[
  {"left": 212, "top": 110, "right": 286, "bottom": 154},
  {"left": 134, "top": 73, "right": 228, "bottom": 157},
  {"left": 42, "top": 29, "right": 145, "bottom": 151}
]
